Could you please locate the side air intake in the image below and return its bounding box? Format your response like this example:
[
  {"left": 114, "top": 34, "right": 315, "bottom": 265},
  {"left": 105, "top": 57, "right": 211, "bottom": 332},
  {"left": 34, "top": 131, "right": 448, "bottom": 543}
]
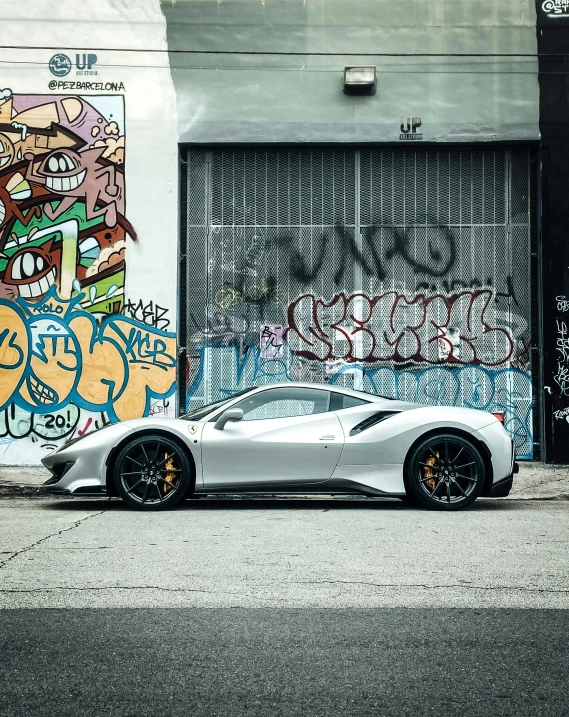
[{"left": 349, "top": 412, "right": 401, "bottom": 436}]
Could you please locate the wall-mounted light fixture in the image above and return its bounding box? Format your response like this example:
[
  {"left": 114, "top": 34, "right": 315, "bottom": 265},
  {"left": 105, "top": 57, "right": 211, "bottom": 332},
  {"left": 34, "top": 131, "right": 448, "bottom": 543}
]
[
  {"left": 342, "top": 66, "right": 376, "bottom": 96},
  {"left": 343, "top": 66, "right": 376, "bottom": 89}
]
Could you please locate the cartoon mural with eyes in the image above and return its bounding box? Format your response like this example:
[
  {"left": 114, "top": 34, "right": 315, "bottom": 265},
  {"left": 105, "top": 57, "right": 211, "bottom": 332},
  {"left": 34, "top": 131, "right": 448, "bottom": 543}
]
[
  {"left": 0, "top": 91, "right": 135, "bottom": 306},
  {"left": 0, "top": 91, "right": 134, "bottom": 318},
  {"left": 25, "top": 146, "right": 124, "bottom": 229},
  {"left": 2, "top": 239, "right": 60, "bottom": 299}
]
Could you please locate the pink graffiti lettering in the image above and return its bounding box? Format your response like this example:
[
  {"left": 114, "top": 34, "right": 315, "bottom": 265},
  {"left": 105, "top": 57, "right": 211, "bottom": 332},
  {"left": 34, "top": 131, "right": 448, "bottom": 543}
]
[{"left": 286, "top": 290, "right": 515, "bottom": 367}]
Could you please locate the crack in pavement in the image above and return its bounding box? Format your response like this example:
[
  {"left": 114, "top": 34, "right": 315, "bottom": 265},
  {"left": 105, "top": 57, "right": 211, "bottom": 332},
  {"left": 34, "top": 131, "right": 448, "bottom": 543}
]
[
  {"left": 0, "top": 582, "right": 568, "bottom": 596},
  {"left": 0, "top": 511, "right": 106, "bottom": 570},
  {"left": 294, "top": 580, "right": 569, "bottom": 594}
]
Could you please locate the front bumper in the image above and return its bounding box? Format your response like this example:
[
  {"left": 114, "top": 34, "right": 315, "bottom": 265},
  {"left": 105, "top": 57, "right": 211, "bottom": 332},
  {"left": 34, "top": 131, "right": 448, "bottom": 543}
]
[
  {"left": 43, "top": 483, "right": 108, "bottom": 496},
  {"left": 41, "top": 422, "right": 134, "bottom": 495}
]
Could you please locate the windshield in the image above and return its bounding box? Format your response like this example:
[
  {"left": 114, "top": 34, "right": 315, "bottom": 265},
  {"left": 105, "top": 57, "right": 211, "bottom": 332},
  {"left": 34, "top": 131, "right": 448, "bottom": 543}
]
[{"left": 180, "top": 387, "right": 257, "bottom": 421}]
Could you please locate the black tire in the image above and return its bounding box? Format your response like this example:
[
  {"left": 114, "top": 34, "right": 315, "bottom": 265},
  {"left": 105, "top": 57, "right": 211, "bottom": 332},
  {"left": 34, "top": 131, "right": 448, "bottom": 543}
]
[
  {"left": 113, "top": 434, "right": 192, "bottom": 510},
  {"left": 406, "top": 433, "right": 485, "bottom": 511}
]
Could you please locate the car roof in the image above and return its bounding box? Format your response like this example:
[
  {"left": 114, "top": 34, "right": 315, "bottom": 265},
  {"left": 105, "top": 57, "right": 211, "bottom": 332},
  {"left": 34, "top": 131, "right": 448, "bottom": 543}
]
[{"left": 247, "top": 382, "right": 386, "bottom": 402}]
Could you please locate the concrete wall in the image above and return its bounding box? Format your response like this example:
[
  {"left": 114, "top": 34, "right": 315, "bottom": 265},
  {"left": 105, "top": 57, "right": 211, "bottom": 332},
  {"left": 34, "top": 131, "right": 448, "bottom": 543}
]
[
  {"left": 163, "top": 0, "right": 539, "bottom": 143},
  {"left": 0, "top": 0, "right": 179, "bottom": 463}
]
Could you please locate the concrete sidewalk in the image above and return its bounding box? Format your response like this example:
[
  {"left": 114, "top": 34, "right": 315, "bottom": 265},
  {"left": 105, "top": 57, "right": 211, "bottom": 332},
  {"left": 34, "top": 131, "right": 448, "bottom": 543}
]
[{"left": 0, "top": 463, "right": 568, "bottom": 500}]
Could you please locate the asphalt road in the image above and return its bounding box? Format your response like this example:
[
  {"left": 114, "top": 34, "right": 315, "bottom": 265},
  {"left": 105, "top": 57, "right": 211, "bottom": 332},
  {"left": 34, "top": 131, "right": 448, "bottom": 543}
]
[
  {"left": 1, "top": 496, "right": 568, "bottom": 716},
  {"left": 1, "top": 496, "right": 568, "bottom": 608},
  {"left": 1, "top": 608, "right": 568, "bottom": 716}
]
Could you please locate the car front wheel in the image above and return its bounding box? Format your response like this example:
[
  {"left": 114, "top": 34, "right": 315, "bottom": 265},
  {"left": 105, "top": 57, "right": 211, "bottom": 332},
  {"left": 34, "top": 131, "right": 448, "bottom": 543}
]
[
  {"left": 406, "top": 433, "right": 486, "bottom": 510},
  {"left": 113, "top": 434, "right": 192, "bottom": 510}
]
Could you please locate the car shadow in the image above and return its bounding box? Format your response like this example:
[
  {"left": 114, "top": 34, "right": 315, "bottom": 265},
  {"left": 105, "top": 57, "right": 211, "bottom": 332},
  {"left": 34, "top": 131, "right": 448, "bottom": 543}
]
[{"left": 40, "top": 495, "right": 522, "bottom": 512}]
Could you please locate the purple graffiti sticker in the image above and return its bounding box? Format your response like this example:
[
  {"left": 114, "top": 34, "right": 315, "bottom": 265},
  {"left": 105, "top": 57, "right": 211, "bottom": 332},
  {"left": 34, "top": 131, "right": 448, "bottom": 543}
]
[{"left": 260, "top": 324, "right": 284, "bottom": 359}]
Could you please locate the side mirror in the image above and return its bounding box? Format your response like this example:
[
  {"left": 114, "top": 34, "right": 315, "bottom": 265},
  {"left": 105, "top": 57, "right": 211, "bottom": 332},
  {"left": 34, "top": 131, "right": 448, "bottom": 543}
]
[{"left": 214, "top": 407, "right": 244, "bottom": 431}]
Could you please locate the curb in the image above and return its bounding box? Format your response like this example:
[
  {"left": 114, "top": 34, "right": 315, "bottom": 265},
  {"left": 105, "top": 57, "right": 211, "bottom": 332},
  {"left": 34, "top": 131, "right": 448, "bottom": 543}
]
[{"left": 0, "top": 484, "right": 46, "bottom": 498}]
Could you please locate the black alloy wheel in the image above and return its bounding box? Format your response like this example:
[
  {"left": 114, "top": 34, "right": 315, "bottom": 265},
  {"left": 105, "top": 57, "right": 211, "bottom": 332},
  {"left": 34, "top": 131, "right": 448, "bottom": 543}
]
[
  {"left": 406, "top": 433, "right": 485, "bottom": 510},
  {"left": 113, "top": 434, "right": 192, "bottom": 510}
]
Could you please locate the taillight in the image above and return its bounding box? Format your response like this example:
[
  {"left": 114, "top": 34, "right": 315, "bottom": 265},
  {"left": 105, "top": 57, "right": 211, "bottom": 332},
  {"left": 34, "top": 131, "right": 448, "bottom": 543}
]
[{"left": 492, "top": 412, "right": 505, "bottom": 424}]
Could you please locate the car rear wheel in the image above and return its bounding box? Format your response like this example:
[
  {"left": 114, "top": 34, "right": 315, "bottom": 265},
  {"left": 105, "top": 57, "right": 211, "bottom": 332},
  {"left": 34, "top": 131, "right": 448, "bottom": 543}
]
[
  {"left": 113, "top": 435, "right": 192, "bottom": 510},
  {"left": 406, "top": 433, "right": 485, "bottom": 511}
]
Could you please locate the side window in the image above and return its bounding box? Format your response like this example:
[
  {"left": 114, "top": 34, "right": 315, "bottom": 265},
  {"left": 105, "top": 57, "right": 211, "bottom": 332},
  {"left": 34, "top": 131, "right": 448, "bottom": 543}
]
[
  {"left": 232, "top": 387, "right": 331, "bottom": 421},
  {"left": 329, "top": 392, "right": 371, "bottom": 411}
]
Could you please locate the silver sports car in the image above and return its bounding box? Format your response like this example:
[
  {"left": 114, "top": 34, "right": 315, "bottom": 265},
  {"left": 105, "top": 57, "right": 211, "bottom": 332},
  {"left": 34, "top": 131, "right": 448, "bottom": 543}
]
[{"left": 42, "top": 382, "right": 518, "bottom": 511}]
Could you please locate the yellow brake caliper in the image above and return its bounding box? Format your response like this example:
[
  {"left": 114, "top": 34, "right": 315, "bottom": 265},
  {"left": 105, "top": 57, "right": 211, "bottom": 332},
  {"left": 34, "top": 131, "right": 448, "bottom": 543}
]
[
  {"left": 422, "top": 454, "right": 438, "bottom": 492},
  {"left": 163, "top": 454, "right": 176, "bottom": 493}
]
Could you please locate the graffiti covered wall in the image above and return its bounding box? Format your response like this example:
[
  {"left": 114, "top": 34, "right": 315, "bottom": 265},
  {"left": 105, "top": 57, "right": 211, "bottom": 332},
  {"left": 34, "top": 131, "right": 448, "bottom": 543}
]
[
  {"left": 183, "top": 148, "right": 534, "bottom": 459},
  {"left": 0, "top": 89, "right": 176, "bottom": 463}
]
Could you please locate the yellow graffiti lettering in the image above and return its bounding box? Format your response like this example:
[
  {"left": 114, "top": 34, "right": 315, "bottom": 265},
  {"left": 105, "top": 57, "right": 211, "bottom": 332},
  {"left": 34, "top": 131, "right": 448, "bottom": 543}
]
[
  {"left": 103, "top": 319, "right": 176, "bottom": 421},
  {"left": 0, "top": 295, "right": 176, "bottom": 420},
  {"left": 69, "top": 314, "right": 127, "bottom": 408}
]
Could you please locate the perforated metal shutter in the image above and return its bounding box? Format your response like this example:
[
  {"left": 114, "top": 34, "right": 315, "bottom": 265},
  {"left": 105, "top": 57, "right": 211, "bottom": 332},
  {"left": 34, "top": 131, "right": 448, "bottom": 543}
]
[{"left": 182, "top": 147, "right": 534, "bottom": 458}]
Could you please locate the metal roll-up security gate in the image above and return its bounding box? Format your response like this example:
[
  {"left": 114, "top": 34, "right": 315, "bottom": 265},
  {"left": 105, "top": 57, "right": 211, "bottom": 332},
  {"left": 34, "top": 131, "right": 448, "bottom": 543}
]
[{"left": 181, "top": 147, "right": 536, "bottom": 458}]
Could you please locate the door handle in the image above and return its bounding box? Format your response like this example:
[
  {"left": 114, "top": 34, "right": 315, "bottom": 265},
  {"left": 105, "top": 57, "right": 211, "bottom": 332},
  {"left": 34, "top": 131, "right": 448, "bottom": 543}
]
[{"left": 319, "top": 435, "right": 335, "bottom": 440}]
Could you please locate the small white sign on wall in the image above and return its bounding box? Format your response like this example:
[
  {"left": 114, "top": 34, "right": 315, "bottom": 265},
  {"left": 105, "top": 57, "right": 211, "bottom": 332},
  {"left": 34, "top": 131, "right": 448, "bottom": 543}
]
[{"left": 260, "top": 325, "right": 284, "bottom": 359}]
